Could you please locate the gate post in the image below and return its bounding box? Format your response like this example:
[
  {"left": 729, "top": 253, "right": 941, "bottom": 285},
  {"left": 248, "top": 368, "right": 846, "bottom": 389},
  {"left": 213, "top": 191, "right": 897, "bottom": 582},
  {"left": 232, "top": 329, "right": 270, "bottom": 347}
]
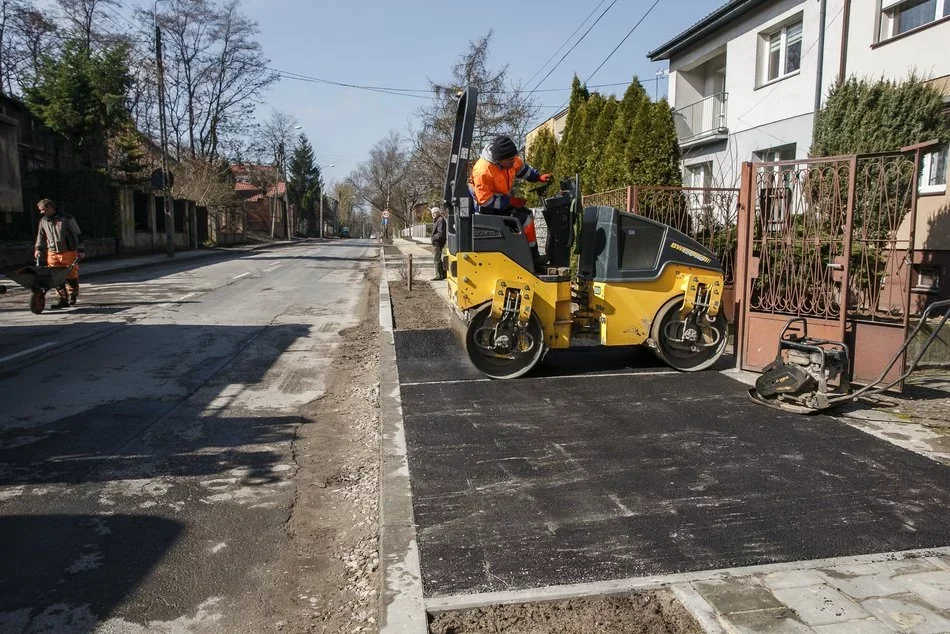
[
  {"left": 628, "top": 186, "right": 636, "bottom": 214},
  {"left": 734, "top": 161, "right": 755, "bottom": 369}
]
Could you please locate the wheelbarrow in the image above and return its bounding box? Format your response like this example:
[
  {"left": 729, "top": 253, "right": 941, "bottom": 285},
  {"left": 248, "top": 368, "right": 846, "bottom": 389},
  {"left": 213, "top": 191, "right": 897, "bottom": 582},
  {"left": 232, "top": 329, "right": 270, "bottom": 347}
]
[{"left": 3, "top": 257, "right": 80, "bottom": 314}]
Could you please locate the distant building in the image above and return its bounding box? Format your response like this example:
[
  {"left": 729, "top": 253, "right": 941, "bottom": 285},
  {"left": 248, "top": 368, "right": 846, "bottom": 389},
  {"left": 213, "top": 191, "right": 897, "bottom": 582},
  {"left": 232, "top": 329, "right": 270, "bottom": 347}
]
[{"left": 524, "top": 107, "right": 569, "bottom": 154}]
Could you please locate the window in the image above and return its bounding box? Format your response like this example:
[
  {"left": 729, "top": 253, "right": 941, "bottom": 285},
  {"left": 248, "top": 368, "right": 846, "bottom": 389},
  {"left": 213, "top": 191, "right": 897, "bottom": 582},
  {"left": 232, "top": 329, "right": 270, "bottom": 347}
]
[
  {"left": 920, "top": 145, "right": 948, "bottom": 194},
  {"left": 762, "top": 20, "right": 802, "bottom": 84},
  {"left": 686, "top": 162, "right": 712, "bottom": 189},
  {"left": 915, "top": 266, "right": 940, "bottom": 292},
  {"left": 686, "top": 162, "right": 713, "bottom": 211},
  {"left": 755, "top": 145, "right": 797, "bottom": 231},
  {"left": 879, "top": 0, "right": 949, "bottom": 40}
]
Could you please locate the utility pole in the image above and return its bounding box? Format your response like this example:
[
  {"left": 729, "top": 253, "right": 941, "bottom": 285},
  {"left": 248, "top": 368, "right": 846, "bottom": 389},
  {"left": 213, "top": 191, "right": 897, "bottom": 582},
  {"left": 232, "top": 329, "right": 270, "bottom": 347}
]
[
  {"left": 154, "top": 4, "right": 174, "bottom": 257},
  {"left": 318, "top": 188, "right": 323, "bottom": 239},
  {"left": 279, "top": 141, "right": 291, "bottom": 239}
]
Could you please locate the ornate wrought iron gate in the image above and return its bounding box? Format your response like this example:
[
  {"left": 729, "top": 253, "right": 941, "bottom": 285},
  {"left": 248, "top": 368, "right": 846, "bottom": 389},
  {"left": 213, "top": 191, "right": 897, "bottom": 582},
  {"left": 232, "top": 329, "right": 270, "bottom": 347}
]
[{"left": 735, "top": 151, "right": 923, "bottom": 385}]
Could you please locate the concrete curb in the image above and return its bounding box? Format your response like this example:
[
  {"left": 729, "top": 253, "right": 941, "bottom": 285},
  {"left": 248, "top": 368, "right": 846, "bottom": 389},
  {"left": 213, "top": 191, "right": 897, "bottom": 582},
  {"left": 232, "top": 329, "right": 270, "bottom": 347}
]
[{"left": 378, "top": 251, "right": 428, "bottom": 633}]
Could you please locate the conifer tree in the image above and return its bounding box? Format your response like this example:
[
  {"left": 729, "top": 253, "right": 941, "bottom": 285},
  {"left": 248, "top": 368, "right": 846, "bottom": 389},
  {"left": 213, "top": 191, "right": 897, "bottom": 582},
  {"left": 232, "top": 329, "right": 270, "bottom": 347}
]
[
  {"left": 637, "top": 99, "right": 682, "bottom": 186},
  {"left": 525, "top": 127, "right": 557, "bottom": 207},
  {"left": 812, "top": 75, "right": 948, "bottom": 156},
  {"left": 583, "top": 95, "right": 617, "bottom": 193},
  {"left": 554, "top": 76, "right": 589, "bottom": 184},
  {"left": 597, "top": 78, "right": 648, "bottom": 190}
]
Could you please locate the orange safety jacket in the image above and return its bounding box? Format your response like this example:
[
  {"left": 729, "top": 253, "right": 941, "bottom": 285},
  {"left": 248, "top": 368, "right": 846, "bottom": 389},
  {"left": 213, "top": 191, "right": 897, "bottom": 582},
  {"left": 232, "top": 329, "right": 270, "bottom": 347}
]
[{"left": 467, "top": 146, "right": 541, "bottom": 213}]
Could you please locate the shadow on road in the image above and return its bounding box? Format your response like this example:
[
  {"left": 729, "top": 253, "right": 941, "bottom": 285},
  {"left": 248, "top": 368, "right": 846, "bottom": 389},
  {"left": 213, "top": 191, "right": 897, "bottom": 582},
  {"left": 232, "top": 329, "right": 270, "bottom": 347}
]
[{"left": 0, "top": 514, "right": 183, "bottom": 627}]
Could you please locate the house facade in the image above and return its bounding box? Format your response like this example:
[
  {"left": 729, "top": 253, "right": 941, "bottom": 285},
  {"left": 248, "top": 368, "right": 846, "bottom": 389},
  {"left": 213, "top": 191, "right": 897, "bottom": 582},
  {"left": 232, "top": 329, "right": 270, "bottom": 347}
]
[
  {"left": 649, "top": 0, "right": 949, "bottom": 302},
  {"left": 649, "top": 0, "right": 947, "bottom": 189}
]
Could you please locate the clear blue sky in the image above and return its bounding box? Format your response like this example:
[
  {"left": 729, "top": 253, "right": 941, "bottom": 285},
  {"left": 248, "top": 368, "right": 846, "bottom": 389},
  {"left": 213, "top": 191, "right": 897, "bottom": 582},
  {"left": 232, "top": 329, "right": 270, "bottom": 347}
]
[{"left": 226, "top": 0, "right": 723, "bottom": 184}]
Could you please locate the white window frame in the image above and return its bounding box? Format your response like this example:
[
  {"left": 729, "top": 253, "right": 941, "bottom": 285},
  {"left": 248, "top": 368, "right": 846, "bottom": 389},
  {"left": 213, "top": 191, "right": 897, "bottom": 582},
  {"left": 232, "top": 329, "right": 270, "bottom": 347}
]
[
  {"left": 759, "top": 19, "right": 803, "bottom": 87},
  {"left": 755, "top": 144, "right": 798, "bottom": 231},
  {"left": 686, "top": 162, "right": 713, "bottom": 211},
  {"left": 920, "top": 144, "right": 948, "bottom": 194},
  {"left": 686, "top": 162, "right": 712, "bottom": 189},
  {"left": 914, "top": 266, "right": 940, "bottom": 292},
  {"left": 879, "top": 0, "right": 948, "bottom": 41}
]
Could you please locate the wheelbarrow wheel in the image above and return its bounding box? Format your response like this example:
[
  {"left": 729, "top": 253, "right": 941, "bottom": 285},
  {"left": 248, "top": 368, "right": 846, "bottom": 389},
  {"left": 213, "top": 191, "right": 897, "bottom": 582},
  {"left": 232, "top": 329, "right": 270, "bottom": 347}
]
[{"left": 29, "top": 290, "right": 46, "bottom": 314}]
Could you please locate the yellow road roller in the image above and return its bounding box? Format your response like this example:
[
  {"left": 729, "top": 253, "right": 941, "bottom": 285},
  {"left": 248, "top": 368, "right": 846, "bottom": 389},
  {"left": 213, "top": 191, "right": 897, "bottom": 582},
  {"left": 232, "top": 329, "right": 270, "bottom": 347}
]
[{"left": 442, "top": 87, "right": 727, "bottom": 379}]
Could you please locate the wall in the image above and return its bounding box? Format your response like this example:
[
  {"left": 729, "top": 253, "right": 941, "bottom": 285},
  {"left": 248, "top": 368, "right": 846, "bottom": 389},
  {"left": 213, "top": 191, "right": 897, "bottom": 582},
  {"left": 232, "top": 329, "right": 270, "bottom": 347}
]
[
  {"left": 844, "top": 2, "right": 946, "bottom": 81},
  {"left": 0, "top": 113, "right": 22, "bottom": 215},
  {"left": 666, "top": 0, "right": 849, "bottom": 187}
]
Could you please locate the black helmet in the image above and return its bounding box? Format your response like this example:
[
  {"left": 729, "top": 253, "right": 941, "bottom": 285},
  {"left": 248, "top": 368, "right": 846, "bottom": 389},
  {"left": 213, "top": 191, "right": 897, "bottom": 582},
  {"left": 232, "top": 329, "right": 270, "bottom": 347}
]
[{"left": 490, "top": 135, "right": 518, "bottom": 161}]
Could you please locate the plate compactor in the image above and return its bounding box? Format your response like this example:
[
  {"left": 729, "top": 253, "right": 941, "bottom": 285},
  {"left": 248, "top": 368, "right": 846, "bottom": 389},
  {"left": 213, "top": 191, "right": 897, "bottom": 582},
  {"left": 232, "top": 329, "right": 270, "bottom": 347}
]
[
  {"left": 750, "top": 299, "right": 950, "bottom": 414},
  {"left": 441, "top": 87, "right": 729, "bottom": 379}
]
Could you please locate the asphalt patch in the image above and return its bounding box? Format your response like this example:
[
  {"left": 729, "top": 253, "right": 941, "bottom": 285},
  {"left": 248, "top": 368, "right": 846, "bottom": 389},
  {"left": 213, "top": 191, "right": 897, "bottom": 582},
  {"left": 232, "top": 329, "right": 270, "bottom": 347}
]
[{"left": 398, "top": 367, "right": 950, "bottom": 597}]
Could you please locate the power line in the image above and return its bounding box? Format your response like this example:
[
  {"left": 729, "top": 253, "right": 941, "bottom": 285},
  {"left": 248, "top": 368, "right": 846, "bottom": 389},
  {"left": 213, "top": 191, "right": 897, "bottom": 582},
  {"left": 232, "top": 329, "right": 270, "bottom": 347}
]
[
  {"left": 538, "top": 0, "right": 665, "bottom": 125},
  {"left": 528, "top": 0, "right": 621, "bottom": 94},
  {"left": 586, "top": 0, "right": 663, "bottom": 83},
  {"left": 522, "top": 0, "right": 610, "bottom": 88}
]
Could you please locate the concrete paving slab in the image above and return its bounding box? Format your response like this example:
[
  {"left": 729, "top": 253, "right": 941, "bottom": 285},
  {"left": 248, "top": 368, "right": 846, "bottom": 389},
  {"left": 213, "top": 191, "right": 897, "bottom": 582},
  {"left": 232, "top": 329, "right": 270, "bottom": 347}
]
[
  {"left": 693, "top": 578, "right": 786, "bottom": 614},
  {"left": 811, "top": 618, "right": 893, "bottom": 633},
  {"left": 873, "top": 557, "right": 947, "bottom": 578},
  {"left": 860, "top": 595, "right": 950, "bottom": 633},
  {"left": 758, "top": 569, "right": 827, "bottom": 591},
  {"left": 719, "top": 607, "right": 811, "bottom": 633},
  {"left": 770, "top": 585, "right": 869, "bottom": 626},
  {"left": 893, "top": 570, "right": 950, "bottom": 610},
  {"left": 817, "top": 563, "right": 909, "bottom": 600},
  {"left": 398, "top": 358, "right": 950, "bottom": 597}
]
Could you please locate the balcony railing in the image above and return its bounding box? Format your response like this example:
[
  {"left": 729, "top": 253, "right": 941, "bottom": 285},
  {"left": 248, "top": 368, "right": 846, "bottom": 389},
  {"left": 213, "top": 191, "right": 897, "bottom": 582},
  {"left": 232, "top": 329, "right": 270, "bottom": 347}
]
[{"left": 674, "top": 92, "right": 728, "bottom": 145}]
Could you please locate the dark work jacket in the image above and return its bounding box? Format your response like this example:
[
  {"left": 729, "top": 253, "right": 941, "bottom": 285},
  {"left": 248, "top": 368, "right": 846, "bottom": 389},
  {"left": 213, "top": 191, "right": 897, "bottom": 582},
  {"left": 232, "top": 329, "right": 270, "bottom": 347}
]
[{"left": 432, "top": 215, "right": 446, "bottom": 247}]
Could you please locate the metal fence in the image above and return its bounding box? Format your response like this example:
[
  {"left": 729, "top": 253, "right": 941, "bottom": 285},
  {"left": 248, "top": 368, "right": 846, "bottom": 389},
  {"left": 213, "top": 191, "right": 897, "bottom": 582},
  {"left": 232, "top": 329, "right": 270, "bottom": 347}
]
[{"left": 634, "top": 186, "right": 739, "bottom": 286}]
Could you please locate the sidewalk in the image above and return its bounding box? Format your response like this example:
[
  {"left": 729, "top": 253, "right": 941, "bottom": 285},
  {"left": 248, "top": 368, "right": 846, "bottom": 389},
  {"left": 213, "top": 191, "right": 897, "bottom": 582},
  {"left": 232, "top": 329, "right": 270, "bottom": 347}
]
[{"left": 381, "top": 238, "right": 950, "bottom": 634}]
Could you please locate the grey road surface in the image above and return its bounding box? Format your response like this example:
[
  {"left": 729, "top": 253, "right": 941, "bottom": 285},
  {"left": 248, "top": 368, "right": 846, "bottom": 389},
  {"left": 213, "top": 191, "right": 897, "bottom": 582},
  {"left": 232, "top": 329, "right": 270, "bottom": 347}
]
[{"left": 0, "top": 240, "right": 377, "bottom": 632}]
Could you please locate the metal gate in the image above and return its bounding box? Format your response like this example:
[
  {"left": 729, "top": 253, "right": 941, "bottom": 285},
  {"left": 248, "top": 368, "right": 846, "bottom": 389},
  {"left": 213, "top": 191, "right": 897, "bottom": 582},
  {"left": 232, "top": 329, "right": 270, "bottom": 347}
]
[{"left": 736, "top": 150, "right": 924, "bottom": 385}]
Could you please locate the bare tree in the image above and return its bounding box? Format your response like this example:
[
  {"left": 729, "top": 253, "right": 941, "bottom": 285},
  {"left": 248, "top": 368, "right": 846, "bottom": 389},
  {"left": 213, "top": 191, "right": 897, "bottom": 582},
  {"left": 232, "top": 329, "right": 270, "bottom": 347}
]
[
  {"left": 173, "top": 157, "right": 237, "bottom": 208},
  {"left": 409, "top": 31, "right": 538, "bottom": 200},
  {"left": 348, "top": 131, "right": 412, "bottom": 226},
  {"left": 55, "top": 0, "right": 118, "bottom": 53},
  {"left": 147, "top": 0, "right": 278, "bottom": 160},
  {"left": 1, "top": 1, "right": 57, "bottom": 96}
]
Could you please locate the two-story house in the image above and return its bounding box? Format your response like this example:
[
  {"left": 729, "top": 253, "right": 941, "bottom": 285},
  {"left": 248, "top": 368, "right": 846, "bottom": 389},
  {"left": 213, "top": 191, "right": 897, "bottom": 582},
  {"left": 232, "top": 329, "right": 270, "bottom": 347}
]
[
  {"left": 648, "top": 0, "right": 947, "bottom": 189},
  {"left": 649, "top": 0, "right": 949, "bottom": 301}
]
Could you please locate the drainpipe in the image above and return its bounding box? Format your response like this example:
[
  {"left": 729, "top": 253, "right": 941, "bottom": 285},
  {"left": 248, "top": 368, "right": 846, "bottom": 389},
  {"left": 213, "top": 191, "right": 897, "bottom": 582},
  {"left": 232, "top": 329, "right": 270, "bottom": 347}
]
[
  {"left": 838, "top": 0, "right": 851, "bottom": 84},
  {"left": 814, "top": 0, "right": 828, "bottom": 113}
]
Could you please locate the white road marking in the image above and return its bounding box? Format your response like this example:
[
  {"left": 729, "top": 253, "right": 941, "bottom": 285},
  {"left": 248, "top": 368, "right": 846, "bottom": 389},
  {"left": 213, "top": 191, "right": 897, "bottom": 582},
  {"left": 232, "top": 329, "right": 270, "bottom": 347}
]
[
  {"left": 176, "top": 292, "right": 198, "bottom": 302},
  {"left": 268, "top": 264, "right": 282, "bottom": 271},
  {"left": 232, "top": 272, "right": 251, "bottom": 280},
  {"left": 0, "top": 341, "right": 58, "bottom": 365},
  {"left": 400, "top": 370, "right": 676, "bottom": 387}
]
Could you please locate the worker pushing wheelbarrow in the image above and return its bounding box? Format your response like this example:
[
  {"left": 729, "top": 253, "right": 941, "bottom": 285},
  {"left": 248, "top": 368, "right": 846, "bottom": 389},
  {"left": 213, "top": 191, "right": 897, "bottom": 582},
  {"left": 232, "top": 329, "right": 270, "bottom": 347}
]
[
  {"left": 3, "top": 198, "right": 86, "bottom": 314},
  {"left": 4, "top": 257, "right": 82, "bottom": 314}
]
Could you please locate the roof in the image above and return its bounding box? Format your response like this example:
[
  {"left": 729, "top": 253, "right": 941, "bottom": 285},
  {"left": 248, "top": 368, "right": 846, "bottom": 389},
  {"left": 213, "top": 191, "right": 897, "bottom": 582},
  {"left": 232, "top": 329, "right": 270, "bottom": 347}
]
[{"left": 647, "top": 0, "right": 771, "bottom": 61}]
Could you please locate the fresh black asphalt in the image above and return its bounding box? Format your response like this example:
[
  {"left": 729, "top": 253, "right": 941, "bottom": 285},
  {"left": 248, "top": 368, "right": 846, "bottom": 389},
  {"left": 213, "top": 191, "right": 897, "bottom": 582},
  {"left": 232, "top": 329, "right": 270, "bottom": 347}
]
[{"left": 395, "top": 328, "right": 950, "bottom": 597}]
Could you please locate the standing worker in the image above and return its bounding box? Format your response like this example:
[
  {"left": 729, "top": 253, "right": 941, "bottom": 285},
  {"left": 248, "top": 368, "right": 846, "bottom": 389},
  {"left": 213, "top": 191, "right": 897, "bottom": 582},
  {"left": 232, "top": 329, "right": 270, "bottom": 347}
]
[
  {"left": 430, "top": 206, "right": 447, "bottom": 281},
  {"left": 467, "top": 134, "right": 551, "bottom": 270},
  {"left": 33, "top": 199, "right": 84, "bottom": 309}
]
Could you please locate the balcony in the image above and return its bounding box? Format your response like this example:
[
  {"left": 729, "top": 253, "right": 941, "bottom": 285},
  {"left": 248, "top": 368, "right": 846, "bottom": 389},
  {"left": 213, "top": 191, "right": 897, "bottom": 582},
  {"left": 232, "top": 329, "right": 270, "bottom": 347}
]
[{"left": 673, "top": 91, "right": 728, "bottom": 148}]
